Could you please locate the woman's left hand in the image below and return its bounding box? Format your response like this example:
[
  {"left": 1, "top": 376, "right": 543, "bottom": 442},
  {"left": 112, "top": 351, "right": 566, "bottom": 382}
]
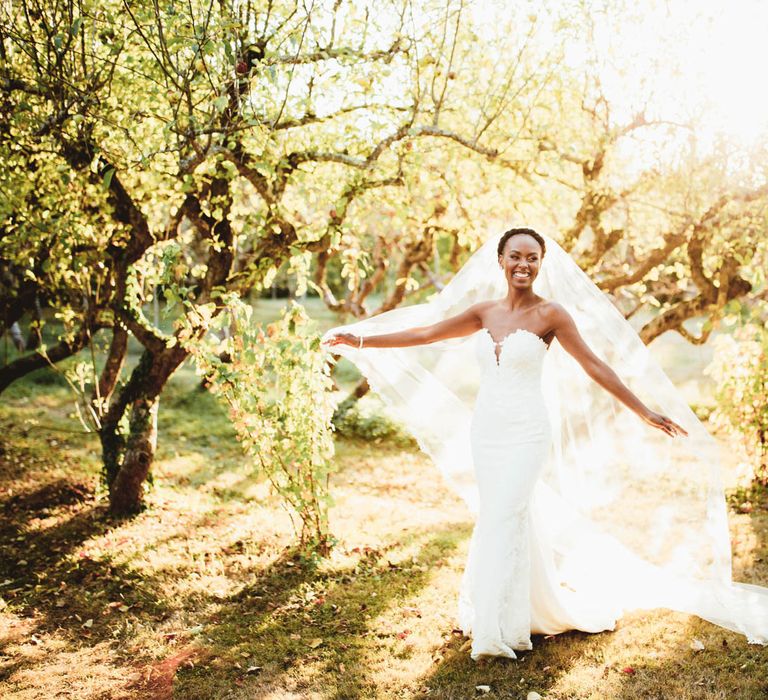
[{"left": 641, "top": 409, "right": 688, "bottom": 437}]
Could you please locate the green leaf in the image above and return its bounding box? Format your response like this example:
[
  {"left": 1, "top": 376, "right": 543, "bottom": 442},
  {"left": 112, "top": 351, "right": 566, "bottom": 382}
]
[{"left": 102, "top": 168, "right": 115, "bottom": 190}]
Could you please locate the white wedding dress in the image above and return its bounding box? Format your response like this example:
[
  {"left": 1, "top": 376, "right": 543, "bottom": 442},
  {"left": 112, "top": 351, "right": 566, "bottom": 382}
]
[
  {"left": 322, "top": 233, "right": 768, "bottom": 656},
  {"left": 458, "top": 328, "right": 617, "bottom": 659}
]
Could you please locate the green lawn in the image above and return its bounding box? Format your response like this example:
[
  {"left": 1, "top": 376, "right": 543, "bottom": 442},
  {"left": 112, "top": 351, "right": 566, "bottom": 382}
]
[{"left": 1, "top": 300, "right": 766, "bottom": 699}]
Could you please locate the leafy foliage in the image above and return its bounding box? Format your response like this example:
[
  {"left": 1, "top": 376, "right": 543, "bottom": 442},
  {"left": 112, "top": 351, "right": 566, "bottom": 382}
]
[
  {"left": 186, "top": 298, "right": 337, "bottom": 552},
  {"left": 2, "top": 0, "right": 768, "bottom": 530},
  {"left": 705, "top": 322, "right": 768, "bottom": 484},
  {"left": 333, "top": 393, "right": 416, "bottom": 447}
]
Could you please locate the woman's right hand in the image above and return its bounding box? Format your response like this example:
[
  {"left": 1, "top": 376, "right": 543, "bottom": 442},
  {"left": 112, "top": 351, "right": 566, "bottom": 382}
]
[{"left": 322, "top": 332, "right": 360, "bottom": 348}]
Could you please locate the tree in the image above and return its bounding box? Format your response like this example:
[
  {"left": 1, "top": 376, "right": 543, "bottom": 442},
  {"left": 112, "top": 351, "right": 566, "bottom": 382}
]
[
  {"left": 524, "top": 2, "right": 768, "bottom": 344},
  {"left": 0, "top": 0, "right": 558, "bottom": 517},
  {"left": 2, "top": 0, "right": 765, "bottom": 528}
]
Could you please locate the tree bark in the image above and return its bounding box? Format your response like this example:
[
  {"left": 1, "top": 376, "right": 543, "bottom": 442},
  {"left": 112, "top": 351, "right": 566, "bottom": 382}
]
[
  {"left": 108, "top": 395, "right": 158, "bottom": 515},
  {"left": 639, "top": 272, "right": 751, "bottom": 344},
  {"left": 24, "top": 296, "right": 43, "bottom": 350},
  {"left": 101, "top": 346, "right": 188, "bottom": 515},
  {"left": 93, "top": 324, "right": 128, "bottom": 410}
]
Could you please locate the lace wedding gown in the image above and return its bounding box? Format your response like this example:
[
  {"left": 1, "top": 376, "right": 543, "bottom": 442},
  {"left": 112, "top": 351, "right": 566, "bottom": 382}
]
[
  {"left": 457, "top": 328, "right": 618, "bottom": 660},
  {"left": 322, "top": 233, "right": 768, "bottom": 656}
]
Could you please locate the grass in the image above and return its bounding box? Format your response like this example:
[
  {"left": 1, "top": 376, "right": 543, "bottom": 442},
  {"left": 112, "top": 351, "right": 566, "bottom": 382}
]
[{"left": 1, "top": 300, "right": 767, "bottom": 699}]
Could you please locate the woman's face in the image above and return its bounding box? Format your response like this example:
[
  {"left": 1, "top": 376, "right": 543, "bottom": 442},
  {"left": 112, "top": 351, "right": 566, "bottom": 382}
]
[{"left": 498, "top": 234, "right": 543, "bottom": 289}]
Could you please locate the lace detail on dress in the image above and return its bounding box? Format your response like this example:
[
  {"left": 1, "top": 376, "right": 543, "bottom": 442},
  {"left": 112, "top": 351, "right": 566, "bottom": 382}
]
[
  {"left": 457, "top": 329, "right": 549, "bottom": 660},
  {"left": 498, "top": 504, "right": 532, "bottom": 649}
]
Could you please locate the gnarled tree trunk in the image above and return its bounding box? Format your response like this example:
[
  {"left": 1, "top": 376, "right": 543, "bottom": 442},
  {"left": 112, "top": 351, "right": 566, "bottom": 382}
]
[
  {"left": 108, "top": 396, "right": 158, "bottom": 515},
  {"left": 93, "top": 324, "right": 128, "bottom": 410},
  {"left": 101, "top": 346, "right": 187, "bottom": 515}
]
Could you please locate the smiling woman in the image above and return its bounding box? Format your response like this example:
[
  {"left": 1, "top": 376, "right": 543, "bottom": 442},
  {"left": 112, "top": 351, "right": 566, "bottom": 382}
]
[{"left": 321, "top": 227, "right": 767, "bottom": 660}]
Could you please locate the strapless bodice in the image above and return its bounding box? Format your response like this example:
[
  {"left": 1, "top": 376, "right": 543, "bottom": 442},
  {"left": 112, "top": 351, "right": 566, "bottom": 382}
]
[
  {"left": 472, "top": 327, "right": 550, "bottom": 432},
  {"left": 474, "top": 328, "right": 548, "bottom": 390}
]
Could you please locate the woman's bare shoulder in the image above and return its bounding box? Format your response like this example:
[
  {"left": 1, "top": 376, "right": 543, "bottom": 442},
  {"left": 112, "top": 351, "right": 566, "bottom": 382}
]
[{"left": 538, "top": 300, "right": 572, "bottom": 326}]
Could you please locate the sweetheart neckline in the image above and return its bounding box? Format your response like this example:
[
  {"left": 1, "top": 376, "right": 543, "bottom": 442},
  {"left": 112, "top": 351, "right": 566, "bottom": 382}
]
[{"left": 480, "top": 327, "right": 549, "bottom": 366}]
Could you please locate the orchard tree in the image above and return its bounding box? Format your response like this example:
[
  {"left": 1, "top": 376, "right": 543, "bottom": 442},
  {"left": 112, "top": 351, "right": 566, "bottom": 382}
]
[
  {"left": 0, "top": 0, "right": 561, "bottom": 522},
  {"left": 526, "top": 2, "right": 768, "bottom": 344},
  {"left": 535, "top": 77, "right": 768, "bottom": 344},
  {"left": 3, "top": 0, "right": 765, "bottom": 535}
]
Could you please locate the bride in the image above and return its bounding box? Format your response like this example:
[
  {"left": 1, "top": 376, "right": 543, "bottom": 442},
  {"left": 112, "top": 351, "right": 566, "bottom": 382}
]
[{"left": 321, "top": 227, "right": 768, "bottom": 660}]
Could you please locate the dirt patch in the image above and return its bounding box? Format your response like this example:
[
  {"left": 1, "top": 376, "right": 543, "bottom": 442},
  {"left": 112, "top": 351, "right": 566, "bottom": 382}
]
[{"left": 129, "top": 645, "right": 203, "bottom": 700}]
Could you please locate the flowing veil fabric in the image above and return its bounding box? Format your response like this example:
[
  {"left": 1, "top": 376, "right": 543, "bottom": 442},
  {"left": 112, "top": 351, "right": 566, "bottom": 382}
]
[{"left": 321, "top": 233, "right": 768, "bottom": 644}]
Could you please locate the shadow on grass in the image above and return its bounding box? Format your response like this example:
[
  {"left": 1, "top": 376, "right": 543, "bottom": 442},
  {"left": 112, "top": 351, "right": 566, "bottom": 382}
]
[
  {"left": 408, "top": 625, "right": 608, "bottom": 700},
  {"left": 413, "top": 609, "right": 768, "bottom": 700},
  {"left": 0, "top": 474, "right": 172, "bottom": 683},
  {"left": 606, "top": 625, "right": 768, "bottom": 700},
  {"left": 174, "top": 523, "right": 466, "bottom": 700}
]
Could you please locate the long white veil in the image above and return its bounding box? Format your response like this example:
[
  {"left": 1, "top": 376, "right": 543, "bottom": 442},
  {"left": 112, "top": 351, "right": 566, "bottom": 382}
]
[{"left": 321, "top": 232, "right": 768, "bottom": 644}]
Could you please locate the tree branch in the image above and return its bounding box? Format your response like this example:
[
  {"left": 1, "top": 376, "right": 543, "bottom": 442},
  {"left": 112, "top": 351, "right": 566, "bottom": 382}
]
[
  {"left": 0, "top": 322, "right": 96, "bottom": 395},
  {"left": 92, "top": 323, "right": 128, "bottom": 409},
  {"left": 599, "top": 230, "right": 688, "bottom": 292},
  {"left": 265, "top": 42, "right": 405, "bottom": 67}
]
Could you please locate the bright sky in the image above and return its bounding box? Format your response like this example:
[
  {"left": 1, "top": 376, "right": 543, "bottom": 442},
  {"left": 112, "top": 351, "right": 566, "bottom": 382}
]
[
  {"left": 469, "top": 0, "right": 768, "bottom": 153},
  {"left": 676, "top": 3, "right": 767, "bottom": 146},
  {"left": 562, "top": 0, "right": 768, "bottom": 150}
]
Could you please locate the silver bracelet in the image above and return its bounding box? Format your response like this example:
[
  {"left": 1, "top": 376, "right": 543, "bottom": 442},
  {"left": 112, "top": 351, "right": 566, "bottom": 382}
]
[{"left": 358, "top": 335, "right": 364, "bottom": 350}]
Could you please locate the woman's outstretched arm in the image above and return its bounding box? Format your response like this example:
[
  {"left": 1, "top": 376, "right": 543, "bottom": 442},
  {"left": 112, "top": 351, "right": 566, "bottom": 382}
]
[
  {"left": 549, "top": 303, "right": 688, "bottom": 438},
  {"left": 322, "top": 302, "right": 488, "bottom": 349}
]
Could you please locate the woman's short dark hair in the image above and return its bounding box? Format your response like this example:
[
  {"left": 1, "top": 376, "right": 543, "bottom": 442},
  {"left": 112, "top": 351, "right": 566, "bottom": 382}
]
[{"left": 497, "top": 228, "right": 546, "bottom": 258}]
